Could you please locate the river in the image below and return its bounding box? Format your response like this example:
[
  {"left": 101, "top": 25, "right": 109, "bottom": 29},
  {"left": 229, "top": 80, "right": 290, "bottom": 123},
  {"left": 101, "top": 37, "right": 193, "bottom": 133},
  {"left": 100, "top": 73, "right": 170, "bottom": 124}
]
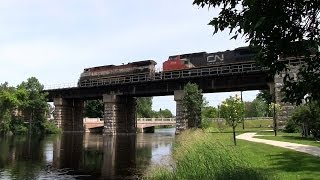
[{"left": 0, "top": 128, "right": 175, "bottom": 179}]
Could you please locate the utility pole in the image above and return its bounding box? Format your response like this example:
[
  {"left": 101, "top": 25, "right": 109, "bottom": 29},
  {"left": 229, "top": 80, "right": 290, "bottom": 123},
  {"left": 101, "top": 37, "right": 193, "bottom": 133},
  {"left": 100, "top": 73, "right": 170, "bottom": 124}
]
[{"left": 241, "top": 91, "right": 244, "bottom": 130}]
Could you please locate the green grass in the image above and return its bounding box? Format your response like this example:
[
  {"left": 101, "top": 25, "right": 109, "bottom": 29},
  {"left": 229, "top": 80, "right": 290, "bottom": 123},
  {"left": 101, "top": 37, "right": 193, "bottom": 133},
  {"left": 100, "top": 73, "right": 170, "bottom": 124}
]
[
  {"left": 144, "top": 130, "right": 320, "bottom": 180},
  {"left": 205, "top": 119, "right": 273, "bottom": 133},
  {"left": 255, "top": 131, "right": 320, "bottom": 148}
]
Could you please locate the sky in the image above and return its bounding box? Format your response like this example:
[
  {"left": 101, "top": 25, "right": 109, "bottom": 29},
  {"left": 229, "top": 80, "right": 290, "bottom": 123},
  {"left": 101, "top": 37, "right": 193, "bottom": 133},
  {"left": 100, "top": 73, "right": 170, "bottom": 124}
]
[{"left": 0, "top": 0, "right": 259, "bottom": 114}]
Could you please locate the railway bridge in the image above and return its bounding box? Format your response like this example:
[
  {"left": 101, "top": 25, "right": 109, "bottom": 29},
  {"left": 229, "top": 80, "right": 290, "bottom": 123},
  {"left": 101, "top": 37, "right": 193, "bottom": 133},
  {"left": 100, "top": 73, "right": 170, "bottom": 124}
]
[{"left": 45, "top": 60, "right": 300, "bottom": 135}]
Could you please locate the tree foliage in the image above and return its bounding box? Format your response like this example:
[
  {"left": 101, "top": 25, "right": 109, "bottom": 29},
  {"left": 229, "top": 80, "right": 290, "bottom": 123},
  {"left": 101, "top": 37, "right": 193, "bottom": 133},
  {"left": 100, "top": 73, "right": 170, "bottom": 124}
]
[
  {"left": 220, "top": 95, "right": 244, "bottom": 145},
  {"left": 136, "top": 97, "right": 154, "bottom": 118},
  {"left": 193, "top": 0, "right": 320, "bottom": 104},
  {"left": 155, "top": 109, "right": 173, "bottom": 118},
  {"left": 0, "top": 77, "right": 57, "bottom": 134},
  {"left": 83, "top": 97, "right": 173, "bottom": 119},
  {"left": 84, "top": 100, "right": 104, "bottom": 118},
  {"left": 17, "top": 77, "right": 49, "bottom": 133},
  {"left": 202, "top": 106, "right": 218, "bottom": 119},
  {"left": 289, "top": 101, "right": 320, "bottom": 138},
  {"left": 257, "top": 90, "right": 272, "bottom": 116},
  {"left": 182, "top": 83, "right": 204, "bottom": 128},
  {"left": 244, "top": 98, "right": 268, "bottom": 117},
  {"left": 268, "top": 103, "right": 282, "bottom": 117}
]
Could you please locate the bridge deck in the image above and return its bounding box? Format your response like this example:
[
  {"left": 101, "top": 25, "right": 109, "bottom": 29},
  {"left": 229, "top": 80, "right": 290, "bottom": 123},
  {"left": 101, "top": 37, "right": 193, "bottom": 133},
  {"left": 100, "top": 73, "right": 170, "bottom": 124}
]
[{"left": 45, "top": 62, "right": 275, "bottom": 101}]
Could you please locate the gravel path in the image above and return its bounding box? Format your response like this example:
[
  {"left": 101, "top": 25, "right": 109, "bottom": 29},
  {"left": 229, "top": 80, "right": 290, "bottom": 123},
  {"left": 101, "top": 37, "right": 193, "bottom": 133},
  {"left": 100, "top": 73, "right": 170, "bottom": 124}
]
[{"left": 237, "top": 132, "right": 320, "bottom": 157}]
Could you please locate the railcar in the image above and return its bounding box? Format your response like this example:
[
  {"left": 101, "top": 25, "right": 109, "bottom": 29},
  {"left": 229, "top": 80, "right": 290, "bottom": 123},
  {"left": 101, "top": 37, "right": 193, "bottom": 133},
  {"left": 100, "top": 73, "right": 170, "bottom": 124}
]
[
  {"left": 78, "top": 60, "right": 157, "bottom": 87},
  {"left": 163, "top": 46, "right": 256, "bottom": 71}
]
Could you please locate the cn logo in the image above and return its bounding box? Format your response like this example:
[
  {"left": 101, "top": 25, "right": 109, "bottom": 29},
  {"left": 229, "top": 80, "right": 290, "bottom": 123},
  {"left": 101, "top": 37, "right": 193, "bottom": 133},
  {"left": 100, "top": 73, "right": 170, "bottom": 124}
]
[{"left": 207, "top": 54, "right": 224, "bottom": 63}]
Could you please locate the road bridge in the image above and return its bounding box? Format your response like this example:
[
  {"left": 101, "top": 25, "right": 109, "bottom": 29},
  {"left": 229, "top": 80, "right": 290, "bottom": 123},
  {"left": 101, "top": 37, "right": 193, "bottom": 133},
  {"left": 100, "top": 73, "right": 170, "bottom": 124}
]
[
  {"left": 84, "top": 118, "right": 176, "bottom": 133},
  {"left": 45, "top": 60, "right": 300, "bottom": 135}
]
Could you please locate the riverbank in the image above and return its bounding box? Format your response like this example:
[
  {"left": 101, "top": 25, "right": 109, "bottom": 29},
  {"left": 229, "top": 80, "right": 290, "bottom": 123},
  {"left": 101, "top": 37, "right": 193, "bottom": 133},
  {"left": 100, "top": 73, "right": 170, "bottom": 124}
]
[{"left": 145, "top": 130, "right": 320, "bottom": 179}]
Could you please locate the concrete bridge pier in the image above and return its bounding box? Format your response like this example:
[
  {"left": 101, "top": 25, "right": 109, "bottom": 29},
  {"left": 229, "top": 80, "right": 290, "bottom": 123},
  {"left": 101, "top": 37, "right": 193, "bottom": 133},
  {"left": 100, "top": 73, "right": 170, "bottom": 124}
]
[
  {"left": 103, "top": 94, "right": 136, "bottom": 135},
  {"left": 53, "top": 98, "right": 84, "bottom": 132},
  {"left": 174, "top": 90, "right": 187, "bottom": 134}
]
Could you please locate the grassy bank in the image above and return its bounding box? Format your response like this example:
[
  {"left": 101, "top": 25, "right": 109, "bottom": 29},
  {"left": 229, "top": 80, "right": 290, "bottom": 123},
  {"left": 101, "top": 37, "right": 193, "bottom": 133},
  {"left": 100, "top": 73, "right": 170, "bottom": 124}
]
[
  {"left": 144, "top": 130, "right": 320, "bottom": 180},
  {"left": 256, "top": 131, "right": 320, "bottom": 147},
  {"left": 205, "top": 119, "right": 273, "bottom": 133}
]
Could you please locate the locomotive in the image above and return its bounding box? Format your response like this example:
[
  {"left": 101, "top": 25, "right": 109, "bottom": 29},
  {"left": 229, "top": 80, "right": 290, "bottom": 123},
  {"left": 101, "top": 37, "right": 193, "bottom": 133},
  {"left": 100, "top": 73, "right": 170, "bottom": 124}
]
[
  {"left": 78, "top": 46, "right": 256, "bottom": 87},
  {"left": 78, "top": 60, "right": 157, "bottom": 87},
  {"left": 163, "top": 46, "right": 255, "bottom": 71}
]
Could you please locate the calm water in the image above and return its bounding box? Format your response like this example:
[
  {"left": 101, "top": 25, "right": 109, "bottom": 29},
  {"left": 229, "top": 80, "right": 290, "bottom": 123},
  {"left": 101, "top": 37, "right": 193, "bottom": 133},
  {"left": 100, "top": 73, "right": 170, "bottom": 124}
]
[{"left": 0, "top": 128, "right": 175, "bottom": 180}]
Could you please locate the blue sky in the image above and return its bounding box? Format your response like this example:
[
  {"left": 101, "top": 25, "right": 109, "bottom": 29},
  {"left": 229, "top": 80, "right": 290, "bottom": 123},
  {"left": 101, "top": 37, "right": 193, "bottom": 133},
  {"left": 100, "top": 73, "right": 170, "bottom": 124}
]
[{"left": 0, "top": 0, "right": 258, "bottom": 114}]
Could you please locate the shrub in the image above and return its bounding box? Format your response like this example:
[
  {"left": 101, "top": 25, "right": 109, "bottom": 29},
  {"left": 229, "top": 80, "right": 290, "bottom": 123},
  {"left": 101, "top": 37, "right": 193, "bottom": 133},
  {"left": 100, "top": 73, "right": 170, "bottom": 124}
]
[
  {"left": 283, "top": 119, "right": 299, "bottom": 133},
  {"left": 290, "top": 102, "right": 320, "bottom": 138},
  {"left": 201, "top": 118, "right": 211, "bottom": 130},
  {"left": 43, "top": 121, "right": 60, "bottom": 134},
  {"left": 11, "top": 124, "right": 28, "bottom": 134}
]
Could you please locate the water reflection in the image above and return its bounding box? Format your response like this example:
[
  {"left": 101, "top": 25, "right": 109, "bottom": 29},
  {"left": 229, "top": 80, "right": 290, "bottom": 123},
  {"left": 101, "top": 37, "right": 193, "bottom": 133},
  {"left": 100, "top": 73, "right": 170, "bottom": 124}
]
[{"left": 0, "top": 128, "right": 175, "bottom": 179}]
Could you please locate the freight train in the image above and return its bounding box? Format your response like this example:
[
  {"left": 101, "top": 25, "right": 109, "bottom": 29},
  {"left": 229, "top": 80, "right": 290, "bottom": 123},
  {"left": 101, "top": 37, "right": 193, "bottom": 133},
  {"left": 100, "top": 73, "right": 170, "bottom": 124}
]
[{"left": 78, "top": 46, "right": 256, "bottom": 87}]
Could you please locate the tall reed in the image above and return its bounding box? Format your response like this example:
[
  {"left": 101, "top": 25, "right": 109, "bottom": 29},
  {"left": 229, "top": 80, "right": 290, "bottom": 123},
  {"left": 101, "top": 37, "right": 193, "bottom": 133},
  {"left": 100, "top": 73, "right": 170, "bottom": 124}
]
[{"left": 145, "top": 130, "right": 273, "bottom": 180}]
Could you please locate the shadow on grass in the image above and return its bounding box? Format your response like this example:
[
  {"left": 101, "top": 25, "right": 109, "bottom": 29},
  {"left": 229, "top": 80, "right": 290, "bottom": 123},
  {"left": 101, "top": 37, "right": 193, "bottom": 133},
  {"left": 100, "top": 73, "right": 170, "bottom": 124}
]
[
  {"left": 258, "top": 134, "right": 320, "bottom": 147},
  {"left": 279, "top": 136, "right": 318, "bottom": 143},
  {"left": 207, "top": 129, "right": 271, "bottom": 134},
  {"left": 212, "top": 167, "right": 274, "bottom": 180},
  {"left": 268, "top": 150, "right": 320, "bottom": 175}
]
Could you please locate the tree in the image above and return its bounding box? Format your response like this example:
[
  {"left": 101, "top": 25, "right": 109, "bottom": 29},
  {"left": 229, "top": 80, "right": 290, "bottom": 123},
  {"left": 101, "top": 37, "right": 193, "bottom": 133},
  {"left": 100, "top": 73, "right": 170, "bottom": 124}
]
[
  {"left": 257, "top": 90, "right": 272, "bottom": 116},
  {"left": 136, "top": 97, "right": 154, "bottom": 118},
  {"left": 0, "top": 78, "right": 57, "bottom": 134},
  {"left": 252, "top": 98, "right": 268, "bottom": 117},
  {"left": 156, "top": 109, "right": 173, "bottom": 118},
  {"left": 193, "top": 0, "right": 320, "bottom": 104},
  {"left": 202, "top": 106, "right": 218, "bottom": 119},
  {"left": 84, "top": 100, "right": 104, "bottom": 118},
  {"left": 269, "top": 102, "right": 282, "bottom": 136},
  {"left": 0, "top": 83, "right": 19, "bottom": 133},
  {"left": 244, "top": 101, "right": 255, "bottom": 118},
  {"left": 201, "top": 105, "right": 218, "bottom": 129},
  {"left": 220, "top": 96, "right": 245, "bottom": 145},
  {"left": 182, "top": 83, "right": 204, "bottom": 128},
  {"left": 244, "top": 98, "right": 267, "bottom": 118},
  {"left": 290, "top": 101, "right": 320, "bottom": 138},
  {"left": 17, "top": 77, "right": 49, "bottom": 134}
]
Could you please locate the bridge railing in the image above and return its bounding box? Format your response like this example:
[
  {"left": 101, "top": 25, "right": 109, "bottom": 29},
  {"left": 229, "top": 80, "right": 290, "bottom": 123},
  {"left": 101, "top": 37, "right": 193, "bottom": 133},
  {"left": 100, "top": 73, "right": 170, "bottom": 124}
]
[
  {"left": 45, "top": 58, "right": 306, "bottom": 90},
  {"left": 82, "top": 117, "right": 176, "bottom": 122},
  {"left": 209, "top": 117, "right": 273, "bottom": 121},
  {"left": 44, "top": 82, "right": 78, "bottom": 90},
  {"left": 137, "top": 118, "right": 176, "bottom": 122},
  {"left": 45, "top": 62, "right": 263, "bottom": 90}
]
